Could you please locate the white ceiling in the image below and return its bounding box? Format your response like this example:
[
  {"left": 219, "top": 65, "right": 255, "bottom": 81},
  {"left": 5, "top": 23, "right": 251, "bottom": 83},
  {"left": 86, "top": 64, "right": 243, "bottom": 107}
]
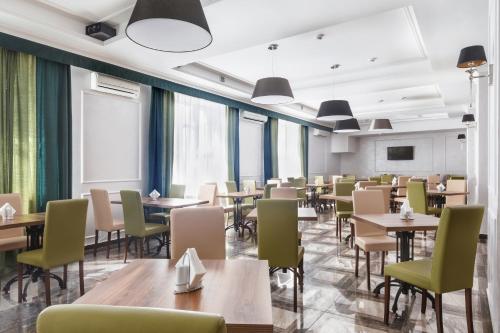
[{"left": 0, "top": 0, "right": 489, "bottom": 127}]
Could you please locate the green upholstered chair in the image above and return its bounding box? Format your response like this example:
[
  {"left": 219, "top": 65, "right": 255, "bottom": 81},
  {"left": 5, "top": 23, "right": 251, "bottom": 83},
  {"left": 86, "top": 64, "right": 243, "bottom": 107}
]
[
  {"left": 169, "top": 184, "right": 186, "bottom": 198},
  {"left": 37, "top": 304, "right": 227, "bottom": 333},
  {"left": 380, "top": 174, "right": 393, "bottom": 185},
  {"left": 263, "top": 184, "right": 277, "bottom": 199},
  {"left": 368, "top": 176, "right": 381, "bottom": 185},
  {"left": 287, "top": 177, "right": 295, "bottom": 183},
  {"left": 334, "top": 182, "right": 354, "bottom": 240},
  {"left": 292, "top": 177, "right": 307, "bottom": 206},
  {"left": 407, "top": 182, "right": 441, "bottom": 216},
  {"left": 120, "top": 190, "right": 170, "bottom": 263},
  {"left": 17, "top": 199, "right": 88, "bottom": 306},
  {"left": 257, "top": 199, "right": 304, "bottom": 312},
  {"left": 242, "top": 179, "right": 257, "bottom": 205},
  {"left": 383, "top": 206, "right": 484, "bottom": 333}
]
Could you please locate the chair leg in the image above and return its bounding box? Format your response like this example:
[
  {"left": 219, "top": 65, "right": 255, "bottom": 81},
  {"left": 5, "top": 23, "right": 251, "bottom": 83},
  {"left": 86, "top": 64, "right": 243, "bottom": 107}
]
[
  {"left": 384, "top": 275, "right": 390, "bottom": 324},
  {"left": 124, "top": 235, "right": 128, "bottom": 263},
  {"left": 339, "top": 218, "right": 342, "bottom": 240},
  {"left": 117, "top": 230, "right": 121, "bottom": 253},
  {"left": 298, "top": 260, "right": 304, "bottom": 292},
  {"left": 43, "top": 269, "right": 51, "bottom": 306},
  {"left": 380, "top": 251, "right": 385, "bottom": 275},
  {"left": 465, "top": 288, "right": 474, "bottom": 333},
  {"left": 139, "top": 238, "right": 144, "bottom": 258},
  {"left": 106, "top": 232, "right": 111, "bottom": 259},
  {"left": 63, "top": 264, "right": 68, "bottom": 289},
  {"left": 366, "top": 251, "right": 371, "bottom": 291},
  {"left": 93, "top": 230, "right": 99, "bottom": 257},
  {"left": 354, "top": 245, "right": 359, "bottom": 277},
  {"left": 435, "top": 293, "right": 443, "bottom": 333},
  {"left": 293, "top": 267, "right": 298, "bottom": 312},
  {"left": 79, "top": 260, "right": 85, "bottom": 296},
  {"left": 17, "top": 263, "right": 23, "bottom": 303},
  {"left": 421, "top": 289, "right": 427, "bottom": 314},
  {"left": 350, "top": 222, "right": 354, "bottom": 248},
  {"left": 166, "top": 232, "right": 170, "bottom": 259},
  {"left": 335, "top": 217, "right": 339, "bottom": 237},
  {"left": 146, "top": 238, "right": 150, "bottom": 255}
]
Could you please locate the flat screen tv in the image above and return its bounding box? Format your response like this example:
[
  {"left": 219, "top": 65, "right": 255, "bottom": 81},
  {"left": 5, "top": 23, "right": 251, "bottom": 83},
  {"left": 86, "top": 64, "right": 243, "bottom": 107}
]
[{"left": 387, "top": 146, "right": 414, "bottom": 160}]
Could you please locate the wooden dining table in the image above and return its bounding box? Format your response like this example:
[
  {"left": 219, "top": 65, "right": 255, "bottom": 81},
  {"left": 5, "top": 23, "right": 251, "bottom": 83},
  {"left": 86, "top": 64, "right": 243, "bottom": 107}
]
[
  {"left": 217, "top": 191, "right": 263, "bottom": 235},
  {"left": 74, "top": 259, "right": 273, "bottom": 333},
  {"left": 318, "top": 194, "right": 352, "bottom": 203},
  {"left": 246, "top": 207, "right": 318, "bottom": 221},
  {"left": 110, "top": 197, "right": 209, "bottom": 209}
]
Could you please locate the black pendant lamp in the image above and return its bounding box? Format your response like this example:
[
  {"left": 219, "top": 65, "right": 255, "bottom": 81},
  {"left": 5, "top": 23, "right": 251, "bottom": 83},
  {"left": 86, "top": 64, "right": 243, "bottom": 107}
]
[
  {"left": 457, "top": 45, "right": 487, "bottom": 68},
  {"left": 333, "top": 118, "right": 360, "bottom": 133},
  {"left": 251, "top": 44, "right": 294, "bottom": 104},
  {"left": 462, "top": 113, "right": 475, "bottom": 124},
  {"left": 369, "top": 119, "right": 393, "bottom": 131},
  {"left": 126, "top": 0, "right": 212, "bottom": 53},
  {"left": 317, "top": 65, "right": 353, "bottom": 121}
]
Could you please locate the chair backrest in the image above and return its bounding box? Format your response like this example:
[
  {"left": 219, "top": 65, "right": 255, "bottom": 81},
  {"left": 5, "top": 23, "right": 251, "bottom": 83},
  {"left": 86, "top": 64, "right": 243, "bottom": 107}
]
[
  {"left": 267, "top": 179, "right": 281, "bottom": 187},
  {"left": 368, "top": 176, "right": 381, "bottom": 185},
  {"left": 397, "top": 176, "right": 411, "bottom": 196},
  {"left": 169, "top": 184, "right": 186, "bottom": 199},
  {"left": 263, "top": 184, "right": 277, "bottom": 199},
  {"left": 198, "top": 184, "right": 217, "bottom": 206},
  {"left": 335, "top": 182, "right": 354, "bottom": 212},
  {"left": 352, "top": 190, "right": 386, "bottom": 237},
  {"left": 42, "top": 199, "right": 88, "bottom": 267},
  {"left": 380, "top": 174, "right": 393, "bottom": 184},
  {"left": 445, "top": 179, "right": 467, "bottom": 206},
  {"left": 427, "top": 175, "right": 440, "bottom": 190},
  {"left": 0, "top": 193, "right": 23, "bottom": 238},
  {"left": 287, "top": 177, "right": 295, "bottom": 183},
  {"left": 37, "top": 304, "right": 227, "bottom": 333},
  {"left": 271, "top": 187, "right": 297, "bottom": 199},
  {"left": 90, "top": 189, "right": 114, "bottom": 231},
  {"left": 406, "top": 181, "right": 428, "bottom": 214},
  {"left": 120, "top": 190, "right": 146, "bottom": 237},
  {"left": 358, "top": 181, "right": 377, "bottom": 189},
  {"left": 225, "top": 181, "right": 237, "bottom": 193},
  {"left": 314, "top": 176, "right": 324, "bottom": 185},
  {"left": 170, "top": 207, "right": 225, "bottom": 262},
  {"left": 242, "top": 179, "right": 256, "bottom": 191},
  {"left": 431, "top": 206, "right": 484, "bottom": 293},
  {"left": 330, "top": 175, "right": 343, "bottom": 184},
  {"left": 365, "top": 186, "right": 391, "bottom": 213},
  {"left": 280, "top": 182, "right": 292, "bottom": 188},
  {"left": 257, "top": 199, "right": 298, "bottom": 268},
  {"left": 292, "top": 177, "right": 306, "bottom": 188}
]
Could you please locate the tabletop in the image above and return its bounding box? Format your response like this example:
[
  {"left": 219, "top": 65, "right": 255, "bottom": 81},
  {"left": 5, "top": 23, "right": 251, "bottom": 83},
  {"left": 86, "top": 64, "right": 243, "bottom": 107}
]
[
  {"left": 318, "top": 194, "right": 353, "bottom": 203},
  {"left": 352, "top": 213, "right": 439, "bottom": 232},
  {"left": 0, "top": 213, "right": 45, "bottom": 230},
  {"left": 306, "top": 183, "right": 333, "bottom": 188},
  {"left": 217, "top": 190, "right": 263, "bottom": 199},
  {"left": 111, "top": 197, "right": 209, "bottom": 209},
  {"left": 246, "top": 207, "right": 318, "bottom": 221},
  {"left": 427, "top": 190, "right": 470, "bottom": 196},
  {"left": 74, "top": 259, "right": 273, "bottom": 333}
]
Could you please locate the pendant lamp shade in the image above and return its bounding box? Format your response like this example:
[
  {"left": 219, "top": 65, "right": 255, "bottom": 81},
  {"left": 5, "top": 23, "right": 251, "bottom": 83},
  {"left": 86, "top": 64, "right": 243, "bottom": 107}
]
[
  {"left": 457, "top": 45, "right": 487, "bottom": 68},
  {"left": 126, "top": 0, "right": 212, "bottom": 53},
  {"left": 333, "top": 118, "right": 361, "bottom": 133},
  {"left": 317, "top": 100, "right": 353, "bottom": 121},
  {"left": 462, "top": 113, "right": 475, "bottom": 124},
  {"left": 251, "top": 77, "right": 294, "bottom": 104},
  {"left": 369, "top": 119, "right": 393, "bottom": 131}
]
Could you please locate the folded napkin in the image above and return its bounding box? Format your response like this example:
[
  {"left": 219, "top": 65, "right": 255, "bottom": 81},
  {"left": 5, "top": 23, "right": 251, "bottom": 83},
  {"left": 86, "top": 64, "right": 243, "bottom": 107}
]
[
  {"left": 354, "top": 182, "right": 361, "bottom": 191},
  {"left": 399, "top": 199, "right": 414, "bottom": 220},
  {"left": 436, "top": 183, "right": 446, "bottom": 192},
  {"left": 149, "top": 189, "right": 160, "bottom": 200},
  {"left": 0, "top": 203, "right": 16, "bottom": 220}
]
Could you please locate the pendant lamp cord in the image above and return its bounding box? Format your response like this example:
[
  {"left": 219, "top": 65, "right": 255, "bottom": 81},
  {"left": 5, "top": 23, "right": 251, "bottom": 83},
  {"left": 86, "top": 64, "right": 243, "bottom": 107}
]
[
  {"left": 268, "top": 44, "right": 278, "bottom": 77},
  {"left": 468, "top": 69, "right": 474, "bottom": 111}
]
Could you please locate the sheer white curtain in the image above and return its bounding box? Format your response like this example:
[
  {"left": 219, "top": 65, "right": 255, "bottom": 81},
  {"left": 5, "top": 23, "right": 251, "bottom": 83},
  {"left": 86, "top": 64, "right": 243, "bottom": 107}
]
[
  {"left": 172, "top": 93, "right": 228, "bottom": 198},
  {"left": 278, "top": 119, "right": 302, "bottom": 180}
]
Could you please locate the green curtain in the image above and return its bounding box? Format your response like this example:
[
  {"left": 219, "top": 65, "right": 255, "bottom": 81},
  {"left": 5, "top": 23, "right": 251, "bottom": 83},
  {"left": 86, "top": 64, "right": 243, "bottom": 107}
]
[
  {"left": 227, "top": 107, "right": 240, "bottom": 190},
  {"left": 300, "top": 125, "right": 309, "bottom": 178},
  {"left": 148, "top": 87, "right": 175, "bottom": 196},
  {"left": 264, "top": 117, "right": 279, "bottom": 182},
  {"left": 36, "top": 57, "right": 72, "bottom": 212},
  {"left": 0, "top": 48, "right": 37, "bottom": 213}
]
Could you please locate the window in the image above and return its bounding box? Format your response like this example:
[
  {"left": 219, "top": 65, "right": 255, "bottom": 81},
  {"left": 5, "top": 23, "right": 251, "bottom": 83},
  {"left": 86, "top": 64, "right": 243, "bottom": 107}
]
[
  {"left": 172, "top": 93, "right": 228, "bottom": 198},
  {"left": 278, "top": 119, "right": 301, "bottom": 179}
]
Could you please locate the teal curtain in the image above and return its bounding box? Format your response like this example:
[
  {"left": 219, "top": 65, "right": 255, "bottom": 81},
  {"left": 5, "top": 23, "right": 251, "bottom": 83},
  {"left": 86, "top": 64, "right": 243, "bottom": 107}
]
[
  {"left": 227, "top": 107, "right": 240, "bottom": 190},
  {"left": 36, "top": 57, "right": 72, "bottom": 212},
  {"left": 300, "top": 125, "right": 309, "bottom": 178},
  {"left": 264, "top": 118, "right": 278, "bottom": 182},
  {"left": 148, "top": 87, "right": 175, "bottom": 196}
]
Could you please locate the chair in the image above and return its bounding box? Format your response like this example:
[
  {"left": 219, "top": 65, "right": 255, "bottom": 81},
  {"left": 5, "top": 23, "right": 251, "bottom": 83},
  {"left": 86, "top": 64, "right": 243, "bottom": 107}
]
[
  {"left": 383, "top": 206, "right": 484, "bottom": 333},
  {"left": 267, "top": 179, "right": 281, "bottom": 187},
  {"left": 352, "top": 190, "right": 397, "bottom": 291},
  {"left": 330, "top": 175, "right": 343, "bottom": 185},
  {"left": 368, "top": 176, "right": 381, "bottom": 185},
  {"left": 257, "top": 199, "right": 304, "bottom": 312},
  {"left": 170, "top": 207, "right": 225, "bottom": 262},
  {"left": 334, "top": 182, "right": 354, "bottom": 240},
  {"left": 280, "top": 182, "right": 292, "bottom": 187},
  {"left": 445, "top": 179, "right": 467, "bottom": 206},
  {"left": 242, "top": 179, "right": 257, "bottom": 205},
  {"left": 427, "top": 175, "right": 441, "bottom": 191},
  {"left": 17, "top": 199, "right": 88, "bottom": 306},
  {"left": 90, "top": 189, "right": 125, "bottom": 259},
  {"left": 292, "top": 177, "right": 307, "bottom": 206},
  {"left": 271, "top": 187, "right": 298, "bottom": 199},
  {"left": 344, "top": 175, "right": 356, "bottom": 182},
  {"left": 365, "top": 186, "right": 391, "bottom": 213},
  {"left": 396, "top": 176, "right": 411, "bottom": 197},
  {"left": 380, "top": 174, "right": 393, "bottom": 185},
  {"left": 358, "top": 181, "right": 377, "bottom": 189},
  {"left": 198, "top": 184, "right": 217, "bottom": 206},
  {"left": 36, "top": 304, "right": 227, "bottom": 333},
  {"left": 263, "top": 184, "right": 277, "bottom": 199},
  {"left": 0, "top": 193, "right": 26, "bottom": 258},
  {"left": 148, "top": 184, "right": 187, "bottom": 221},
  {"left": 120, "top": 191, "right": 170, "bottom": 262},
  {"left": 287, "top": 177, "right": 295, "bottom": 183},
  {"left": 407, "top": 182, "right": 441, "bottom": 216},
  {"left": 314, "top": 176, "right": 324, "bottom": 185}
]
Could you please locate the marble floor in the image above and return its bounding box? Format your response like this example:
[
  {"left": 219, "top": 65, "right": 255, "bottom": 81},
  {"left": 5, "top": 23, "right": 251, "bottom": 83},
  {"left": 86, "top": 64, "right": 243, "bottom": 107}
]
[{"left": 0, "top": 210, "right": 492, "bottom": 332}]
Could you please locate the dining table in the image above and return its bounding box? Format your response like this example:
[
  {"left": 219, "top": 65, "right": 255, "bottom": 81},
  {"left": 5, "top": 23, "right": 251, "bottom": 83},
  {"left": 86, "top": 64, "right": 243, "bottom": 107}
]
[
  {"left": 246, "top": 207, "right": 318, "bottom": 221},
  {"left": 217, "top": 190, "right": 263, "bottom": 235},
  {"left": 110, "top": 197, "right": 209, "bottom": 209},
  {"left": 306, "top": 183, "right": 333, "bottom": 209},
  {"left": 352, "top": 213, "right": 439, "bottom": 314},
  {"left": 74, "top": 259, "right": 273, "bottom": 333}
]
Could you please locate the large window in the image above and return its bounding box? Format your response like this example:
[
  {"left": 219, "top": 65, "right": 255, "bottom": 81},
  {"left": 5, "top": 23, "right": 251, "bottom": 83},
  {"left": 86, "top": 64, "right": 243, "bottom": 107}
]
[
  {"left": 172, "top": 93, "right": 228, "bottom": 198},
  {"left": 278, "top": 119, "right": 302, "bottom": 179}
]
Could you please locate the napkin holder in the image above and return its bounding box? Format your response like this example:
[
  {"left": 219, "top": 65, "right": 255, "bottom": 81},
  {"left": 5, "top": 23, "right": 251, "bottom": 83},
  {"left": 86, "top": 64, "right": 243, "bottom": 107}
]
[
  {"left": 399, "top": 199, "right": 414, "bottom": 220},
  {"left": 149, "top": 189, "right": 160, "bottom": 200},
  {"left": 174, "top": 248, "right": 206, "bottom": 294},
  {"left": 354, "top": 182, "right": 361, "bottom": 191},
  {"left": 0, "top": 203, "right": 16, "bottom": 220},
  {"left": 392, "top": 177, "right": 398, "bottom": 186},
  {"left": 436, "top": 183, "right": 446, "bottom": 193}
]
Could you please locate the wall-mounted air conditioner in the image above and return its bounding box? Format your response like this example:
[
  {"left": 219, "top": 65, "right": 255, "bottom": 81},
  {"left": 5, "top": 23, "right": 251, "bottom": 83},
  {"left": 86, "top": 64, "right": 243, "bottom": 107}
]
[
  {"left": 313, "top": 128, "right": 330, "bottom": 137},
  {"left": 241, "top": 111, "right": 268, "bottom": 123},
  {"left": 90, "top": 72, "right": 140, "bottom": 98}
]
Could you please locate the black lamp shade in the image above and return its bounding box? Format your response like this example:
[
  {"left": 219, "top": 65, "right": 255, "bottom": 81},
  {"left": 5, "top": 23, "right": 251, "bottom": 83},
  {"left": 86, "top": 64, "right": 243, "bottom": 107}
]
[
  {"left": 369, "top": 119, "right": 393, "bottom": 131},
  {"left": 126, "top": 0, "right": 212, "bottom": 53},
  {"left": 251, "top": 77, "right": 294, "bottom": 104},
  {"left": 462, "top": 114, "right": 475, "bottom": 123},
  {"left": 333, "top": 118, "right": 361, "bottom": 133},
  {"left": 316, "top": 100, "right": 353, "bottom": 121},
  {"left": 457, "top": 45, "right": 487, "bottom": 68},
  {"left": 458, "top": 134, "right": 466, "bottom": 140}
]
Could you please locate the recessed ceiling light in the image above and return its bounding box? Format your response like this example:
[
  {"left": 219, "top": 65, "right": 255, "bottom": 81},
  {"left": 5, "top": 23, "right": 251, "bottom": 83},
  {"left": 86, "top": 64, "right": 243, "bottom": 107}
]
[
  {"left": 331, "top": 64, "right": 341, "bottom": 70},
  {"left": 378, "top": 99, "right": 384, "bottom": 103},
  {"left": 316, "top": 33, "right": 325, "bottom": 40},
  {"left": 369, "top": 57, "right": 378, "bottom": 62},
  {"left": 401, "top": 96, "right": 408, "bottom": 100}
]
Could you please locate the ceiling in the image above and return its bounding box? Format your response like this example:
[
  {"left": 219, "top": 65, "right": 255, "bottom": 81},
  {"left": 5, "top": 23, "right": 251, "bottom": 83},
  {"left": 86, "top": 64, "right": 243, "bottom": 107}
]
[{"left": 0, "top": 0, "right": 488, "bottom": 127}]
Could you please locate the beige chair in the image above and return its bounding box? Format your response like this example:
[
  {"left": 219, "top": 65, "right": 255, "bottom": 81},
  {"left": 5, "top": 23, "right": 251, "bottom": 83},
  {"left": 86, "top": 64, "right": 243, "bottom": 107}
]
[
  {"left": 90, "top": 189, "right": 125, "bottom": 259},
  {"left": 330, "top": 175, "right": 343, "bottom": 185},
  {"left": 396, "top": 176, "right": 410, "bottom": 197},
  {"left": 352, "top": 190, "right": 397, "bottom": 291},
  {"left": 365, "top": 186, "right": 391, "bottom": 213},
  {"left": 242, "top": 179, "right": 257, "bottom": 205},
  {"left": 267, "top": 179, "right": 282, "bottom": 187},
  {"left": 0, "top": 194, "right": 26, "bottom": 260},
  {"left": 198, "top": 184, "right": 217, "bottom": 206},
  {"left": 358, "top": 181, "right": 377, "bottom": 189},
  {"left": 445, "top": 179, "right": 467, "bottom": 206},
  {"left": 314, "top": 176, "right": 324, "bottom": 185},
  {"left": 170, "top": 207, "right": 225, "bottom": 262},
  {"left": 427, "top": 175, "right": 441, "bottom": 191},
  {"left": 271, "top": 187, "right": 298, "bottom": 199}
]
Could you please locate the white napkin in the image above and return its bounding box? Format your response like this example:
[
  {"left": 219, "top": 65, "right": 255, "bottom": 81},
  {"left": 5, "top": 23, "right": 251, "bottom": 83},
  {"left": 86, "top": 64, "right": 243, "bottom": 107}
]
[
  {"left": 392, "top": 177, "right": 398, "bottom": 186},
  {"left": 0, "top": 203, "right": 16, "bottom": 220},
  {"left": 399, "top": 199, "right": 414, "bottom": 220},
  {"left": 354, "top": 182, "right": 361, "bottom": 191},
  {"left": 174, "top": 248, "right": 206, "bottom": 294},
  {"left": 436, "top": 183, "right": 446, "bottom": 192},
  {"left": 149, "top": 189, "right": 160, "bottom": 200}
]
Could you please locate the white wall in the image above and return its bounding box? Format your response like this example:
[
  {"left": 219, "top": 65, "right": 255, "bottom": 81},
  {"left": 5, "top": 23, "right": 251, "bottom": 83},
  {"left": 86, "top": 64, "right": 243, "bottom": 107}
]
[
  {"left": 308, "top": 131, "right": 341, "bottom": 182},
  {"left": 71, "top": 67, "right": 151, "bottom": 241},
  {"left": 339, "top": 130, "right": 466, "bottom": 178}
]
